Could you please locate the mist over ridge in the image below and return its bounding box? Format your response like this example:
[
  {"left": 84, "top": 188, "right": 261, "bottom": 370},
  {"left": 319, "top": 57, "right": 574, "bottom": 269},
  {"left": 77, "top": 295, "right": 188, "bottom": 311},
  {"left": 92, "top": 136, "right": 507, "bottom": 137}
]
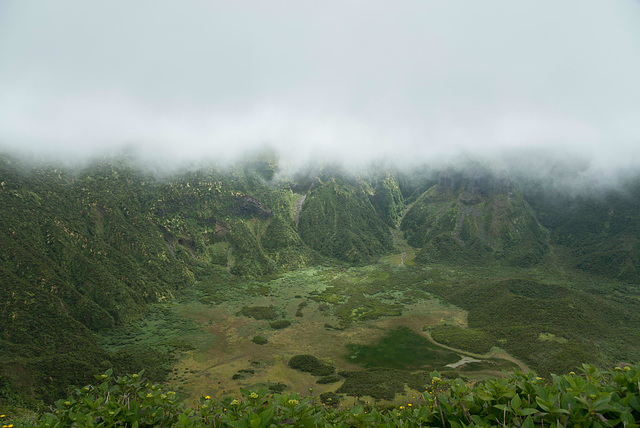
[
  {"left": 2, "top": 141, "right": 639, "bottom": 199},
  {"left": 1, "top": 0, "right": 640, "bottom": 181}
]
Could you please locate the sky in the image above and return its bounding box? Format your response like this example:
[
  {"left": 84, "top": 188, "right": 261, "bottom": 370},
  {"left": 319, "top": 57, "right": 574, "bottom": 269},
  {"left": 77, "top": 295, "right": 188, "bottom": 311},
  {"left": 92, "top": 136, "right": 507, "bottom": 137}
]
[{"left": 1, "top": 0, "right": 640, "bottom": 172}]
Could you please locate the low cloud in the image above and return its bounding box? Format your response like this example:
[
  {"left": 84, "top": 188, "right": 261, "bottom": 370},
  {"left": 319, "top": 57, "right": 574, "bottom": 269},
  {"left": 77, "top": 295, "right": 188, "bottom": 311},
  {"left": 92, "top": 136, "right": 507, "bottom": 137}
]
[{"left": 1, "top": 0, "right": 639, "bottom": 174}]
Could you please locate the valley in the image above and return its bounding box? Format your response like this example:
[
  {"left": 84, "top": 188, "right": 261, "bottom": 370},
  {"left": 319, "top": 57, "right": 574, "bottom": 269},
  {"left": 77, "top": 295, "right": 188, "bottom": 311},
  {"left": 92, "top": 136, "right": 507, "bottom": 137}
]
[{"left": 2, "top": 152, "right": 640, "bottom": 411}]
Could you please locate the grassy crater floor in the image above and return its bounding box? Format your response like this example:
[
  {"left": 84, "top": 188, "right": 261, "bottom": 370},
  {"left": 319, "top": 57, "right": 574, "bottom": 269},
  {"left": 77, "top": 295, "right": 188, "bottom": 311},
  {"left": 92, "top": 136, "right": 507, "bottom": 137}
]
[{"left": 100, "top": 262, "right": 529, "bottom": 405}]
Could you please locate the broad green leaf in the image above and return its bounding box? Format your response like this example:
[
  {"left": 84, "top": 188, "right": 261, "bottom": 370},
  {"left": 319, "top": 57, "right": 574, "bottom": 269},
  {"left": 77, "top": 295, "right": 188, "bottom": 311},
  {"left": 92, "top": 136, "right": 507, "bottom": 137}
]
[
  {"left": 511, "top": 394, "right": 522, "bottom": 410},
  {"left": 535, "top": 397, "right": 551, "bottom": 412}
]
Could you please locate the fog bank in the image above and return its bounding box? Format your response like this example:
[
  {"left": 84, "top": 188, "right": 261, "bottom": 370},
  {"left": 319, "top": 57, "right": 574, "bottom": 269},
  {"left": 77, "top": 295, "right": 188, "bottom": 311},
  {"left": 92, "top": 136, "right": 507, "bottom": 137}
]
[{"left": 1, "top": 1, "right": 639, "bottom": 173}]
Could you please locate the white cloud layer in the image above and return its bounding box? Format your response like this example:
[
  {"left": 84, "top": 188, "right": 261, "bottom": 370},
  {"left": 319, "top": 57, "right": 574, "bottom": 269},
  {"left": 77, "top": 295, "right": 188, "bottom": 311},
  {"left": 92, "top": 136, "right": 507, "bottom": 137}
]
[{"left": 1, "top": 0, "right": 639, "bottom": 170}]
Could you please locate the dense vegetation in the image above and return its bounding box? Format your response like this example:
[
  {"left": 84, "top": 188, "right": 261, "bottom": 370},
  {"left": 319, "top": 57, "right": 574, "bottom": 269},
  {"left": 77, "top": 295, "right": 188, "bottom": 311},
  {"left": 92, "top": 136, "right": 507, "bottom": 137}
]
[
  {"left": 1, "top": 151, "right": 640, "bottom": 420},
  {"left": 521, "top": 177, "right": 640, "bottom": 283},
  {"left": 298, "top": 175, "right": 393, "bottom": 263},
  {"left": 401, "top": 167, "right": 549, "bottom": 267},
  {"left": 0, "top": 153, "right": 313, "bottom": 406},
  {"left": 4, "top": 364, "right": 640, "bottom": 427}
]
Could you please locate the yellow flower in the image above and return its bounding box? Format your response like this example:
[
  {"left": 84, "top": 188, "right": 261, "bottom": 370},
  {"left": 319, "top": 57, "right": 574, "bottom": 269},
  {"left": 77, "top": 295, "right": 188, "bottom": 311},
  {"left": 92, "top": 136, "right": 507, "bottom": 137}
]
[
  {"left": 249, "top": 392, "right": 259, "bottom": 399},
  {"left": 431, "top": 377, "right": 441, "bottom": 384},
  {"left": 569, "top": 371, "right": 575, "bottom": 375},
  {"left": 408, "top": 403, "right": 412, "bottom": 406},
  {"left": 288, "top": 399, "right": 299, "bottom": 405},
  {"left": 231, "top": 399, "right": 241, "bottom": 406},
  {"left": 399, "top": 406, "right": 405, "bottom": 409},
  {"left": 205, "top": 395, "right": 210, "bottom": 399}
]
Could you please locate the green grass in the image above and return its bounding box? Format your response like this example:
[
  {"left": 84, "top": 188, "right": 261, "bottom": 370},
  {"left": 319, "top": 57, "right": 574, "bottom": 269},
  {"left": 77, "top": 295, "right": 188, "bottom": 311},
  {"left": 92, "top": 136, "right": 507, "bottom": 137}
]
[{"left": 345, "top": 327, "right": 460, "bottom": 370}]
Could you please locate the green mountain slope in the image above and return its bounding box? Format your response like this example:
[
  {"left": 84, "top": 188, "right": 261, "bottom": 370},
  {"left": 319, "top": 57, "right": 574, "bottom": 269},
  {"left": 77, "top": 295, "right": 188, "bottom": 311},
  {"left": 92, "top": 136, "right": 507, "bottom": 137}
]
[
  {"left": 0, "top": 155, "right": 315, "bottom": 403},
  {"left": 401, "top": 167, "right": 549, "bottom": 267},
  {"left": 298, "top": 175, "right": 393, "bottom": 263},
  {"left": 522, "top": 177, "right": 640, "bottom": 282},
  {"left": 0, "top": 156, "right": 193, "bottom": 402},
  {"left": 369, "top": 172, "right": 405, "bottom": 227},
  {"left": 149, "top": 164, "right": 317, "bottom": 275}
]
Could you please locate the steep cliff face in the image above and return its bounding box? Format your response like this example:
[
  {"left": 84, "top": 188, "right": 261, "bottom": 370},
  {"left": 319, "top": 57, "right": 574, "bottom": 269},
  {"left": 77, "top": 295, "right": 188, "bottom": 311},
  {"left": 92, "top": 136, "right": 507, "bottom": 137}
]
[{"left": 401, "top": 168, "right": 549, "bottom": 267}]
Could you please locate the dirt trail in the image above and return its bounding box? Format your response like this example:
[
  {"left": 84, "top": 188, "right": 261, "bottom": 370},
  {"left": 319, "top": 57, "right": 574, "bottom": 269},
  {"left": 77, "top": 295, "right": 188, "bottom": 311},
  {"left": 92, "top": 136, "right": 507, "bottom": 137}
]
[{"left": 422, "top": 331, "right": 530, "bottom": 372}]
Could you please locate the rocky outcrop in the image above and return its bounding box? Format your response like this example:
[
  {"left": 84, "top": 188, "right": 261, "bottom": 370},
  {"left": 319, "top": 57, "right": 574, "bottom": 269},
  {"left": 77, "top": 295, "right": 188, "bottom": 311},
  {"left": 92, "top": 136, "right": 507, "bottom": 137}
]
[{"left": 234, "top": 195, "right": 272, "bottom": 218}]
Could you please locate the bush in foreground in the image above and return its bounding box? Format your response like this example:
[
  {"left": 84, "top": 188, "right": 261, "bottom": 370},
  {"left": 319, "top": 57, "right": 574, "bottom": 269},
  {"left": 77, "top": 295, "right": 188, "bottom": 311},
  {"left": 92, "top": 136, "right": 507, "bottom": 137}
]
[{"left": 3, "top": 363, "right": 640, "bottom": 427}]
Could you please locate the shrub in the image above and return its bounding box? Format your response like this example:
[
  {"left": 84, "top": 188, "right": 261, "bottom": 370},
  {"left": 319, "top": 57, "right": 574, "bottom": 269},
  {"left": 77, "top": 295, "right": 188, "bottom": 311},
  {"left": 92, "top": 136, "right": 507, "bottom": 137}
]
[
  {"left": 238, "top": 306, "right": 278, "bottom": 320},
  {"left": 252, "top": 335, "right": 268, "bottom": 345},
  {"left": 288, "top": 355, "right": 335, "bottom": 376},
  {"left": 268, "top": 382, "right": 287, "bottom": 393},
  {"left": 316, "top": 374, "right": 342, "bottom": 384},
  {"left": 7, "top": 364, "right": 640, "bottom": 428},
  {"left": 319, "top": 391, "right": 341, "bottom": 406},
  {"left": 269, "top": 320, "right": 291, "bottom": 329}
]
